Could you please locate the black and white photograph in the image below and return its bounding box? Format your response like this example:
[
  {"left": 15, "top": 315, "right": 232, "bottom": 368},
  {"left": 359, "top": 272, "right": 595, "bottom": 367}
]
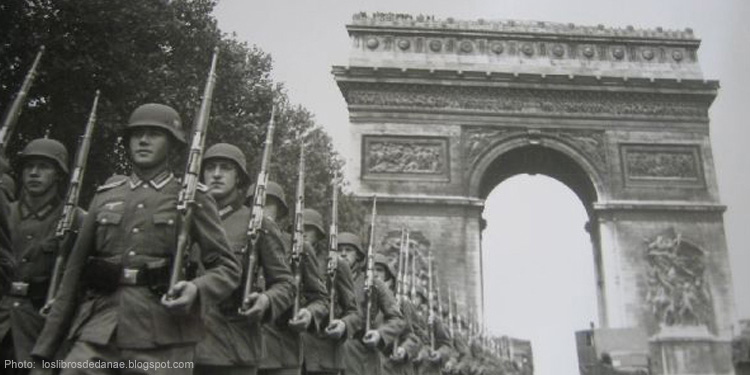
[{"left": 1, "top": 1, "right": 748, "bottom": 374}]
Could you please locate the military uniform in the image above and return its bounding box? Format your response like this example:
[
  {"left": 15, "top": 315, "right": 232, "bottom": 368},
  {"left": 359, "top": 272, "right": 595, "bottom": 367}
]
[
  {"left": 31, "top": 169, "right": 241, "bottom": 373},
  {"left": 259, "top": 235, "right": 327, "bottom": 375},
  {"left": 415, "top": 315, "right": 453, "bottom": 375},
  {"left": 301, "top": 240, "right": 359, "bottom": 375},
  {"left": 0, "top": 195, "right": 85, "bottom": 364},
  {"left": 343, "top": 264, "right": 406, "bottom": 375},
  {"left": 194, "top": 194, "right": 295, "bottom": 375}
]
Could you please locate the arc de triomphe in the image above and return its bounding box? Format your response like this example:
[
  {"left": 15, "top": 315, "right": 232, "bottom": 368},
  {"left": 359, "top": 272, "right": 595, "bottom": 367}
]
[{"left": 333, "top": 13, "right": 736, "bottom": 375}]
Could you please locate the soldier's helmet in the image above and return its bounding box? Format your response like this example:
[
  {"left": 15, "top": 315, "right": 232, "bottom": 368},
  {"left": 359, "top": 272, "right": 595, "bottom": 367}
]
[
  {"left": 303, "top": 208, "right": 326, "bottom": 237},
  {"left": 126, "top": 103, "right": 186, "bottom": 144},
  {"left": 19, "top": 138, "right": 69, "bottom": 174},
  {"left": 374, "top": 253, "right": 396, "bottom": 281},
  {"left": 338, "top": 232, "right": 364, "bottom": 258},
  {"left": 202, "top": 143, "right": 249, "bottom": 181},
  {"left": 245, "top": 180, "right": 289, "bottom": 218}
]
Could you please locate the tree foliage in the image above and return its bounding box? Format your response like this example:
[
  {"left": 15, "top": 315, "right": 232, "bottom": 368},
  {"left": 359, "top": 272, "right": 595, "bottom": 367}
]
[{"left": 0, "top": 0, "right": 365, "bottom": 232}]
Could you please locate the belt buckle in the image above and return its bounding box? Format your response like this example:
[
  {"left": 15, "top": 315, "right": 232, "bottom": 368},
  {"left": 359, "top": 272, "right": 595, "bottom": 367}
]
[
  {"left": 122, "top": 268, "right": 140, "bottom": 285},
  {"left": 11, "top": 282, "right": 29, "bottom": 296}
]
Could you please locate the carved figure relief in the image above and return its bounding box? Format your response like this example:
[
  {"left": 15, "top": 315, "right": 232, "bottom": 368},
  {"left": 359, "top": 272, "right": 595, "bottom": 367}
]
[
  {"left": 644, "top": 230, "right": 714, "bottom": 328},
  {"left": 363, "top": 136, "right": 449, "bottom": 180},
  {"left": 342, "top": 83, "right": 709, "bottom": 119},
  {"left": 620, "top": 144, "right": 704, "bottom": 186}
]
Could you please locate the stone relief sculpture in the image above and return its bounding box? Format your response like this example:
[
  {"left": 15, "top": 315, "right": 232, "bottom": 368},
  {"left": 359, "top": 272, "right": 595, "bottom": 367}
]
[
  {"left": 626, "top": 149, "right": 699, "bottom": 179},
  {"left": 645, "top": 230, "right": 714, "bottom": 328},
  {"left": 366, "top": 138, "right": 446, "bottom": 175}
]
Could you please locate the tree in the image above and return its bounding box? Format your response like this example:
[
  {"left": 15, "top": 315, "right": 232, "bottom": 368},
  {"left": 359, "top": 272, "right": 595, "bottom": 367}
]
[{"left": 0, "top": 0, "right": 364, "bottom": 231}]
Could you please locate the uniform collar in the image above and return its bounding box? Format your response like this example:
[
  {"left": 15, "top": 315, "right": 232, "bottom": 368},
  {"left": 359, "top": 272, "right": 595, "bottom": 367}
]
[
  {"left": 217, "top": 196, "right": 244, "bottom": 220},
  {"left": 19, "top": 194, "right": 61, "bottom": 220},
  {"left": 129, "top": 170, "right": 174, "bottom": 191}
]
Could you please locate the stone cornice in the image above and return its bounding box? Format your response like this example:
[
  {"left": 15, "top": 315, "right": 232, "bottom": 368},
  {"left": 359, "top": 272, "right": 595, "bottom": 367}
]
[
  {"left": 350, "top": 13, "right": 698, "bottom": 44},
  {"left": 353, "top": 193, "right": 485, "bottom": 208},
  {"left": 594, "top": 201, "right": 726, "bottom": 213}
]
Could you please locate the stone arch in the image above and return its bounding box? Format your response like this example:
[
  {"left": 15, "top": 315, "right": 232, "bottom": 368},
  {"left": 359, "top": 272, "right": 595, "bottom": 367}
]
[{"left": 468, "top": 133, "right": 607, "bottom": 214}]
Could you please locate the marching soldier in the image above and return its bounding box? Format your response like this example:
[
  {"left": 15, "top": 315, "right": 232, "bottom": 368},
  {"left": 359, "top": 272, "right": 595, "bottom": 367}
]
[
  {"left": 0, "top": 139, "right": 85, "bottom": 374},
  {"left": 194, "top": 143, "right": 295, "bottom": 375},
  {"left": 253, "top": 192, "right": 328, "bottom": 375},
  {"left": 0, "top": 154, "right": 14, "bottom": 294},
  {"left": 30, "top": 104, "right": 241, "bottom": 374},
  {"left": 338, "top": 232, "right": 405, "bottom": 375},
  {"left": 301, "top": 209, "right": 359, "bottom": 375},
  {"left": 372, "top": 254, "right": 421, "bottom": 375},
  {"left": 414, "top": 287, "right": 453, "bottom": 375}
]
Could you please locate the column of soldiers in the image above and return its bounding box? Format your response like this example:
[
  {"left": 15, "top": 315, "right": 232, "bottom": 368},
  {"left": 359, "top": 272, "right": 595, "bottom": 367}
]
[{"left": 0, "top": 50, "right": 523, "bottom": 375}]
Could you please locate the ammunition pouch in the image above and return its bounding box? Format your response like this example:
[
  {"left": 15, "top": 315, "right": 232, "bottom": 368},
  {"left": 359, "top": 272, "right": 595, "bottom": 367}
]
[{"left": 9, "top": 278, "right": 49, "bottom": 309}]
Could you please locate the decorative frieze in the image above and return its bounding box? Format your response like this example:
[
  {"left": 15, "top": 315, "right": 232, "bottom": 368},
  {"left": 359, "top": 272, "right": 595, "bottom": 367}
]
[
  {"left": 463, "top": 126, "right": 607, "bottom": 172},
  {"left": 342, "top": 83, "right": 709, "bottom": 120},
  {"left": 644, "top": 229, "right": 714, "bottom": 329},
  {"left": 363, "top": 136, "right": 450, "bottom": 181},
  {"left": 620, "top": 144, "right": 704, "bottom": 187}
]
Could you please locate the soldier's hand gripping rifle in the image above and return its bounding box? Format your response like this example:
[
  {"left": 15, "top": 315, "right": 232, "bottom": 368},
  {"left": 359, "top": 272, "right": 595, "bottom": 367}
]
[
  {"left": 364, "top": 195, "right": 377, "bottom": 332},
  {"left": 327, "top": 176, "right": 339, "bottom": 323},
  {"left": 0, "top": 46, "right": 45, "bottom": 153},
  {"left": 40, "top": 90, "right": 100, "bottom": 315},
  {"left": 291, "top": 146, "right": 305, "bottom": 316},
  {"left": 238, "top": 103, "right": 277, "bottom": 314},
  {"left": 166, "top": 48, "right": 219, "bottom": 300}
]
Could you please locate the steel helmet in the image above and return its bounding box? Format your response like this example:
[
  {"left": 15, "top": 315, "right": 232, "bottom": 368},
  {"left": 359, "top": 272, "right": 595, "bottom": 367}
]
[
  {"left": 303, "top": 208, "right": 325, "bottom": 237},
  {"left": 19, "top": 138, "right": 69, "bottom": 174},
  {"left": 338, "top": 232, "right": 364, "bottom": 257},
  {"left": 245, "top": 180, "right": 289, "bottom": 218},
  {"left": 203, "top": 143, "right": 249, "bottom": 181},
  {"left": 374, "top": 253, "right": 396, "bottom": 281},
  {"left": 126, "top": 103, "right": 186, "bottom": 144}
]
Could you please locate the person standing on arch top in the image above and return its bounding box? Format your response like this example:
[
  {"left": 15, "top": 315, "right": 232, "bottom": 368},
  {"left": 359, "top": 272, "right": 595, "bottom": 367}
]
[
  {"left": 193, "top": 143, "right": 295, "bottom": 375},
  {"left": 29, "top": 104, "right": 241, "bottom": 375},
  {"left": 0, "top": 138, "right": 87, "bottom": 375},
  {"left": 337, "top": 232, "right": 405, "bottom": 375},
  {"left": 243, "top": 183, "right": 327, "bottom": 375},
  {"left": 372, "top": 253, "right": 421, "bottom": 375}
]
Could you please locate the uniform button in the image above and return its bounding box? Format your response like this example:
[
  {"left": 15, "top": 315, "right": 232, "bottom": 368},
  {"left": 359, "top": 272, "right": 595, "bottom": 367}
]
[
  {"left": 132, "top": 228, "right": 140, "bottom": 233},
  {"left": 26, "top": 234, "right": 33, "bottom": 240},
  {"left": 137, "top": 203, "right": 145, "bottom": 209},
  {"left": 101, "top": 218, "right": 108, "bottom": 224},
  {"left": 167, "top": 219, "right": 174, "bottom": 225},
  {"left": 13, "top": 302, "right": 20, "bottom": 308},
  {"left": 143, "top": 184, "right": 149, "bottom": 189},
  {"left": 128, "top": 251, "right": 136, "bottom": 256},
  {"left": 22, "top": 257, "right": 29, "bottom": 263}
]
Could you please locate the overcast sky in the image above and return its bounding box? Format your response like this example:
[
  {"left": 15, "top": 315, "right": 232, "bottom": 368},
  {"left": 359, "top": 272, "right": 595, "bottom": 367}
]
[{"left": 215, "top": 1, "right": 749, "bottom": 373}]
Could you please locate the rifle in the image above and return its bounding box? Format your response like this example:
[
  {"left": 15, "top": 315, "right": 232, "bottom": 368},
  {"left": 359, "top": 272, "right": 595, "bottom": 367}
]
[
  {"left": 428, "top": 249, "right": 435, "bottom": 350},
  {"left": 239, "top": 103, "right": 277, "bottom": 314},
  {"left": 395, "top": 228, "right": 405, "bottom": 304},
  {"left": 40, "top": 89, "right": 100, "bottom": 315},
  {"left": 435, "top": 267, "right": 443, "bottom": 321},
  {"left": 167, "top": 48, "right": 219, "bottom": 299},
  {"left": 327, "top": 176, "right": 339, "bottom": 322},
  {"left": 447, "top": 286, "right": 455, "bottom": 339},
  {"left": 0, "top": 46, "right": 45, "bottom": 153},
  {"left": 364, "top": 195, "right": 377, "bottom": 332},
  {"left": 409, "top": 234, "right": 416, "bottom": 302},
  {"left": 291, "top": 146, "right": 305, "bottom": 316}
]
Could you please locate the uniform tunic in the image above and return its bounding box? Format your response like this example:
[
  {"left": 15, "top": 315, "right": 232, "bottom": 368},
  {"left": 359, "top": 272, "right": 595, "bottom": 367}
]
[
  {"left": 260, "top": 237, "right": 327, "bottom": 371},
  {"left": 302, "top": 243, "right": 359, "bottom": 373},
  {"left": 343, "top": 265, "right": 406, "bottom": 375},
  {"left": 416, "top": 316, "right": 453, "bottom": 375},
  {"left": 0, "top": 195, "right": 84, "bottom": 363},
  {"left": 194, "top": 195, "right": 295, "bottom": 367},
  {"left": 32, "top": 171, "right": 241, "bottom": 360},
  {"left": 383, "top": 299, "right": 423, "bottom": 375}
]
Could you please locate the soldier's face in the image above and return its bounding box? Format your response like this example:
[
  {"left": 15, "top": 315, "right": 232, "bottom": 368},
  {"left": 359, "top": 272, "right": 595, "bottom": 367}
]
[
  {"left": 374, "top": 264, "right": 389, "bottom": 282},
  {"left": 338, "top": 244, "right": 361, "bottom": 267},
  {"left": 128, "top": 127, "right": 170, "bottom": 169},
  {"left": 304, "top": 227, "right": 322, "bottom": 244},
  {"left": 21, "top": 158, "right": 60, "bottom": 197},
  {"left": 203, "top": 159, "right": 239, "bottom": 200}
]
